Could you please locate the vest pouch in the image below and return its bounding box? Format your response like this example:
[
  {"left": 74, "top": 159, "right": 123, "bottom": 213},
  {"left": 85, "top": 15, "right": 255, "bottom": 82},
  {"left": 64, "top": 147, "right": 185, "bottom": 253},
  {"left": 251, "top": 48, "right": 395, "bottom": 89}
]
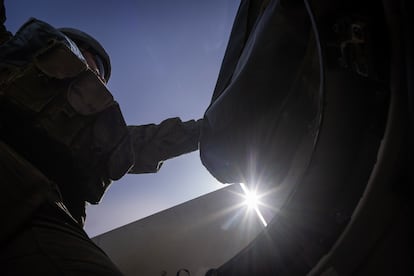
[
  {"left": 1, "top": 64, "right": 62, "bottom": 114},
  {"left": 67, "top": 70, "right": 114, "bottom": 116},
  {"left": 1, "top": 41, "right": 87, "bottom": 115},
  {"left": 34, "top": 41, "right": 87, "bottom": 80}
]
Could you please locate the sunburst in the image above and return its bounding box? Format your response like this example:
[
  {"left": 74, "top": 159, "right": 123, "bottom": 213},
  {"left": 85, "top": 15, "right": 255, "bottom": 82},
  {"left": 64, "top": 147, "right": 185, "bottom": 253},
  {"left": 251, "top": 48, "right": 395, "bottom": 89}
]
[{"left": 240, "top": 183, "right": 267, "bottom": 227}]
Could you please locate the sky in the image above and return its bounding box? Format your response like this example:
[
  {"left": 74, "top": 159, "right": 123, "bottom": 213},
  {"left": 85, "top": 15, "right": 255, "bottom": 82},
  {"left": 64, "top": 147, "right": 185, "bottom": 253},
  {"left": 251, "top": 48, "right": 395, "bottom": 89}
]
[{"left": 4, "top": 0, "right": 241, "bottom": 237}]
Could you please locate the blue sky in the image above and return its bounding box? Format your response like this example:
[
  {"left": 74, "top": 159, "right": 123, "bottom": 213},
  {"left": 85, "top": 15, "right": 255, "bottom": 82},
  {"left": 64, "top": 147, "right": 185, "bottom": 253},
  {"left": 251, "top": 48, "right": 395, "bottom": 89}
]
[{"left": 4, "top": 0, "right": 240, "bottom": 237}]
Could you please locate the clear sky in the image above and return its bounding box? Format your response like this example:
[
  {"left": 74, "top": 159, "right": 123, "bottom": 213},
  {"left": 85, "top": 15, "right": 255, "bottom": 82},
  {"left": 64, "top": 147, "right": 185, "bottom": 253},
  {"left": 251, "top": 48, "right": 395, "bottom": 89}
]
[{"left": 4, "top": 0, "right": 240, "bottom": 237}]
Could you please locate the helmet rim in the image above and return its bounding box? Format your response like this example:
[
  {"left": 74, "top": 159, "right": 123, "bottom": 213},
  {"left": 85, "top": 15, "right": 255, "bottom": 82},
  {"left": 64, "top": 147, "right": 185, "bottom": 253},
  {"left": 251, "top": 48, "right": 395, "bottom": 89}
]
[{"left": 58, "top": 27, "right": 111, "bottom": 82}]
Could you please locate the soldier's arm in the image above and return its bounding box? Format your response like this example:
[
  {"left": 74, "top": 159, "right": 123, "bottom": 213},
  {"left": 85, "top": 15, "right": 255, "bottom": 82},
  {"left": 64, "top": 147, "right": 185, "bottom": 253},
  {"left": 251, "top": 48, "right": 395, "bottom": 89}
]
[{"left": 128, "top": 117, "right": 202, "bottom": 174}]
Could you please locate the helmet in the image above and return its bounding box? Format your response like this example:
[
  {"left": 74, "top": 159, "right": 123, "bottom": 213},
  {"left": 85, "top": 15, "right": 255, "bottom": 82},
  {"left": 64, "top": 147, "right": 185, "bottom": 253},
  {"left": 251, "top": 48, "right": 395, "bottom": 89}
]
[{"left": 58, "top": 27, "right": 111, "bottom": 82}]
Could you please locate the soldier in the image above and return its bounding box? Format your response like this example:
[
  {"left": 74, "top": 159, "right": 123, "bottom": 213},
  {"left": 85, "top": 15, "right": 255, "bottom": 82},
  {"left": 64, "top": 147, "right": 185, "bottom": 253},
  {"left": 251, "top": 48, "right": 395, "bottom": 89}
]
[{"left": 0, "top": 2, "right": 201, "bottom": 274}]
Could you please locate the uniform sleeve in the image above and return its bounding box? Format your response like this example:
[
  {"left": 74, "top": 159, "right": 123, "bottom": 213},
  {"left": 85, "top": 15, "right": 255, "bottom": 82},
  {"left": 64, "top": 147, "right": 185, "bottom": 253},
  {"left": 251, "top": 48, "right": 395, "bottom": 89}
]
[{"left": 128, "top": 117, "right": 202, "bottom": 174}]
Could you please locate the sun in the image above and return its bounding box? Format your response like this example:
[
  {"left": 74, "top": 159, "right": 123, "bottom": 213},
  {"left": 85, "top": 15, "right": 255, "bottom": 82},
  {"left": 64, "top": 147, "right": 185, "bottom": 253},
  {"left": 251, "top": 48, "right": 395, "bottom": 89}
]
[
  {"left": 240, "top": 183, "right": 268, "bottom": 227},
  {"left": 243, "top": 188, "right": 260, "bottom": 210}
]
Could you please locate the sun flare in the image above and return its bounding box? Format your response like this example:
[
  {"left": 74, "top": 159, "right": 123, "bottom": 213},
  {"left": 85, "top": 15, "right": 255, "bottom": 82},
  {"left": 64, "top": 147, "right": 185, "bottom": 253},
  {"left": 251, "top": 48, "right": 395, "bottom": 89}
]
[
  {"left": 243, "top": 189, "right": 260, "bottom": 210},
  {"left": 240, "top": 183, "right": 268, "bottom": 227}
]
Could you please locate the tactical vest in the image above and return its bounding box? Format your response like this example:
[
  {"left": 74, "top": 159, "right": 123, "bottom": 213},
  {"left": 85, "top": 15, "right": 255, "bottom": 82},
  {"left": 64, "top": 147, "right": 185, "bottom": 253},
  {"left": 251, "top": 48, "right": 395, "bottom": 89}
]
[{"left": 0, "top": 18, "right": 134, "bottom": 204}]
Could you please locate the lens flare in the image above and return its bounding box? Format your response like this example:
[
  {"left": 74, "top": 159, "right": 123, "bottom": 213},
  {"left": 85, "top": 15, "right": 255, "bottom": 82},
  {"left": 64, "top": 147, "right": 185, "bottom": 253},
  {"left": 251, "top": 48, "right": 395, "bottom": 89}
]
[
  {"left": 240, "top": 183, "right": 267, "bottom": 227},
  {"left": 243, "top": 188, "right": 260, "bottom": 210}
]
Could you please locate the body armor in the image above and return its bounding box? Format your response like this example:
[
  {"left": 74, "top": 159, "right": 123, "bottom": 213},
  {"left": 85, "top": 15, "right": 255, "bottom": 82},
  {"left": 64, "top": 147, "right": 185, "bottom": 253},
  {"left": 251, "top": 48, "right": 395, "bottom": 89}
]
[{"left": 0, "top": 18, "right": 134, "bottom": 204}]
